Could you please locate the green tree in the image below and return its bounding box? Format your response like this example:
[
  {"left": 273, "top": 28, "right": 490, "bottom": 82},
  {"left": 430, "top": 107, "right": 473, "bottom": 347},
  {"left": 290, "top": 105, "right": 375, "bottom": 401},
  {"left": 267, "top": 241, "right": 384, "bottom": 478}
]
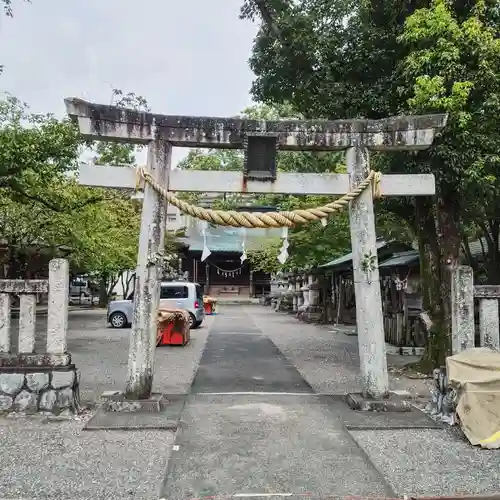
[
  {"left": 87, "top": 89, "right": 150, "bottom": 305},
  {"left": 0, "top": 90, "right": 146, "bottom": 309},
  {"left": 398, "top": 0, "right": 500, "bottom": 364},
  {"left": 241, "top": 0, "right": 500, "bottom": 367},
  {"left": 0, "top": 94, "right": 105, "bottom": 278}
]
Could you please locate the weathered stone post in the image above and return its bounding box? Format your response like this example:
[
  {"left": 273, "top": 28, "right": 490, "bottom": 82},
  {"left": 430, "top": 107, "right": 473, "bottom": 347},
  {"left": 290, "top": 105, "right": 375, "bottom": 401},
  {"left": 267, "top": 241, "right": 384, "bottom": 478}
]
[
  {"left": 308, "top": 275, "right": 318, "bottom": 307},
  {"left": 292, "top": 276, "right": 298, "bottom": 312},
  {"left": 297, "top": 277, "right": 304, "bottom": 309},
  {"left": 125, "top": 139, "right": 171, "bottom": 400},
  {"left": 0, "top": 293, "right": 11, "bottom": 353},
  {"left": 479, "top": 298, "right": 500, "bottom": 350},
  {"left": 0, "top": 260, "right": 80, "bottom": 414},
  {"left": 300, "top": 280, "right": 310, "bottom": 311},
  {"left": 19, "top": 294, "right": 36, "bottom": 353},
  {"left": 46, "top": 259, "right": 69, "bottom": 354},
  {"left": 348, "top": 146, "right": 388, "bottom": 399},
  {"left": 450, "top": 266, "right": 474, "bottom": 354}
]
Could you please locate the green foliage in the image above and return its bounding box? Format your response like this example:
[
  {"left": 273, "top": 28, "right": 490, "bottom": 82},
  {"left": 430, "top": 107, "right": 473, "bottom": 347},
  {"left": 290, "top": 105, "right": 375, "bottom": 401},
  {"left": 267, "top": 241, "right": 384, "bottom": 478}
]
[
  {"left": 0, "top": 90, "right": 153, "bottom": 300},
  {"left": 246, "top": 238, "right": 283, "bottom": 274},
  {"left": 0, "top": 95, "right": 88, "bottom": 211},
  {"left": 241, "top": 0, "right": 500, "bottom": 364}
]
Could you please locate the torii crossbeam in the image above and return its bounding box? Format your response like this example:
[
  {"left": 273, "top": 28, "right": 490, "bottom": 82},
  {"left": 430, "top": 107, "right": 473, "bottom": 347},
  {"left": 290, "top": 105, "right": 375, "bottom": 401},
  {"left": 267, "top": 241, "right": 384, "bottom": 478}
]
[{"left": 65, "top": 97, "right": 447, "bottom": 402}]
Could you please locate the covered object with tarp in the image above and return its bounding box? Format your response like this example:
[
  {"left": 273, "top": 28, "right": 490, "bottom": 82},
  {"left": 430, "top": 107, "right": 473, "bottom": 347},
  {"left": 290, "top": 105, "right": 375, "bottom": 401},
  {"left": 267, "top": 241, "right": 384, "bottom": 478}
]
[{"left": 447, "top": 347, "right": 500, "bottom": 448}]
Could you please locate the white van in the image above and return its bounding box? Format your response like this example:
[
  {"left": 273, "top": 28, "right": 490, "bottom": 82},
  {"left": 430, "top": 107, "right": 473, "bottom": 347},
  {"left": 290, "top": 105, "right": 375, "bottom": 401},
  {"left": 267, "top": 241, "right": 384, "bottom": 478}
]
[{"left": 107, "top": 281, "right": 205, "bottom": 329}]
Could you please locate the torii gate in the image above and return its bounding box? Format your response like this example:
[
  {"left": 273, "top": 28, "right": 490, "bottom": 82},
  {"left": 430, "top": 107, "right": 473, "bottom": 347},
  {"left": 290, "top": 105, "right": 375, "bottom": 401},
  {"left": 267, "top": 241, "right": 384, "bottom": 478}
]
[{"left": 65, "top": 98, "right": 447, "bottom": 402}]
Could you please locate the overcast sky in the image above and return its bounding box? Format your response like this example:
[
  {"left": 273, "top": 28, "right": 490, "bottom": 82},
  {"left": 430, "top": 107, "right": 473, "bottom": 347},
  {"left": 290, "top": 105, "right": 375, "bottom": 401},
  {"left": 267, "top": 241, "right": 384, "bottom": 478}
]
[{"left": 0, "top": 0, "right": 258, "bottom": 166}]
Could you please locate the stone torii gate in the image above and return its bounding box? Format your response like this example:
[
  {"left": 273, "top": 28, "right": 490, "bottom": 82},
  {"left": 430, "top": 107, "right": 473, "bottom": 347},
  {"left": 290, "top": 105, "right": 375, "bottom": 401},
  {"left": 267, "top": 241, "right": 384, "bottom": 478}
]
[{"left": 65, "top": 98, "right": 447, "bottom": 402}]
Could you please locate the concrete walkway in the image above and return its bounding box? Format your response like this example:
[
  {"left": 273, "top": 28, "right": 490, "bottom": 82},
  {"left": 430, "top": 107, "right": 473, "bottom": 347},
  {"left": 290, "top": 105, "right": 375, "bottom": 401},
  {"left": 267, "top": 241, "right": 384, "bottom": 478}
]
[{"left": 162, "top": 306, "right": 392, "bottom": 498}]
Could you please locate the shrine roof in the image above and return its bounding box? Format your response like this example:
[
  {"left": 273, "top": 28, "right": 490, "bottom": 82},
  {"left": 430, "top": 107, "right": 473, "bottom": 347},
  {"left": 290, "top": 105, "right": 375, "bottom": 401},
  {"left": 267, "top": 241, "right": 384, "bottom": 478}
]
[
  {"left": 319, "top": 240, "right": 390, "bottom": 270},
  {"left": 378, "top": 250, "right": 419, "bottom": 268}
]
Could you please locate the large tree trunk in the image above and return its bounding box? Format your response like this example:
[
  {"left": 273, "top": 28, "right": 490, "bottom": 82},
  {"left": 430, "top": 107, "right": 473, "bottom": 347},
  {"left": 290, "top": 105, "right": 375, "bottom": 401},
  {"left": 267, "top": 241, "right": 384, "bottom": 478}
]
[
  {"left": 416, "top": 194, "right": 461, "bottom": 370},
  {"left": 98, "top": 275, "right": 109, "bottom": 308},
  {"left": 483, "top": 220, "right": 500, "bottom": 284},
  {"left": 416, "top": 197, "right": 446, "bottom": 370}
]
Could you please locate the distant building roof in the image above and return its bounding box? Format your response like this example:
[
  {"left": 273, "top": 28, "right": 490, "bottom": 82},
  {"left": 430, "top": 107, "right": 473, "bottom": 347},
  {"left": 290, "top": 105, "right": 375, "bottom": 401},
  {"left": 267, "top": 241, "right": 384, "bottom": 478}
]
[
  {"left": 319, "top": 239, "right": 390, "bottom": 269},
  {"left": 379, "top": 250, "right": 419, "bottom": 268}
]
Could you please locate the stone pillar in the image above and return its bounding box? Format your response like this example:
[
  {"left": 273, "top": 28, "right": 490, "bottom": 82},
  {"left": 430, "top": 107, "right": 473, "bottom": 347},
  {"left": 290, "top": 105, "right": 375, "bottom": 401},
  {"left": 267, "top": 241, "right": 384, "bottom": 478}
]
[
  {"left": 307, "top": 275, "right": 314, "bottom": 306},
  {"left": 292, "top": 276, "right": 298, "bottom": 312},
  {"left": 451, "top": 266, "right": 474, "bottom": 354},
  {"left": 0, "top": 293, "right": 11, "bottom": 353},
  {"left": 19, "top": 294, "right": 36, "bottom": 353},
  {"left": 300, "top": 281, "right": 310, "bottom": 310},
  {"left": 297, "top": 277, "right": 304, "bottom": 308},
  {"left": 249, "top": 270, "right": 254, "bottom": 298},
  {"left": 46, "top": 259, "right": 69, "bottom": 354},
  {"left": 309, "top": 276, "right": 320, "bottom": 307},
  {"left": 348, "top": 146, "right": 388, "bottom": 399},
  {"left": 479, "top": 298, "right": 500, "bottom": 350},
  {"left": 126, "top": 139, "right": 171, "bottom": 400}
]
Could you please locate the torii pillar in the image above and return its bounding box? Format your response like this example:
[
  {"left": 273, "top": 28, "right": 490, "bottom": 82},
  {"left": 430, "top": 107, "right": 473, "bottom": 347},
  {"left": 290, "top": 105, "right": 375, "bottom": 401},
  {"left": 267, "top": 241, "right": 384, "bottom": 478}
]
[{"left": 64, "top": 97, "right": 447, "bottom": 401}]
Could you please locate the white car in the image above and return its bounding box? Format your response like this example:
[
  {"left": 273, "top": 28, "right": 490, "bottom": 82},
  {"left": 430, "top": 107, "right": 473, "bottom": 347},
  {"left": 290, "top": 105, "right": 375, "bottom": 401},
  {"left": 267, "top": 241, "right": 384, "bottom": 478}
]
[{"left": 107, "top": 281, "right": 205, "bottom": 329}]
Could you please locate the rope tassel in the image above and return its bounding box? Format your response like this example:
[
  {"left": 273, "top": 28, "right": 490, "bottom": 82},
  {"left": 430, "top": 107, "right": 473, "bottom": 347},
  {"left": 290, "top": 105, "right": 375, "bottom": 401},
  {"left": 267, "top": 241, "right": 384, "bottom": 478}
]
[
  {"left": 200, "top": 221, "right": 211, "bottom": 262},
  {"left": 278, "top": 227, "right": 289, "bottom": 264},
  {"left": 240, "top": 228, "right": 247, "bottom": 264},
  {"left": 136, "top": 167, "right": 382, "bottom": 229}
]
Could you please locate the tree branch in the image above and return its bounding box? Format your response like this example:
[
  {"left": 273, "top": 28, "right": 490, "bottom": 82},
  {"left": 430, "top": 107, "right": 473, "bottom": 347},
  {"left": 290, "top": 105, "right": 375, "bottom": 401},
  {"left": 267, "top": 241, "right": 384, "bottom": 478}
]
[
  {"left": 252, "top": 0, "right": 286, "bottom": 44},
  {"left": 10, "top": 185, "right": 109, "bottom": 213}
]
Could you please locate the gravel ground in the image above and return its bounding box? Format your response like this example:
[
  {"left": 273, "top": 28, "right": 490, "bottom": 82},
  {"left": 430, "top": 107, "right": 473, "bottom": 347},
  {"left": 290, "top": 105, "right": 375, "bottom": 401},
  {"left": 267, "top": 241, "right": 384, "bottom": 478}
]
[
  {"left": 349, "top": 428, "right": 500, "bottom": 497},
  {"left": 64, "top": 310, "right": 212, "bottom": 404},
  {"left": 250, "top": 306, "right": 432, "bottom": 396},
  {"left": 0, "top": 309, "right": 211, "bottom": 500},
  {"left": 0, "top": 414, "right": 175, "bottom": 500}
]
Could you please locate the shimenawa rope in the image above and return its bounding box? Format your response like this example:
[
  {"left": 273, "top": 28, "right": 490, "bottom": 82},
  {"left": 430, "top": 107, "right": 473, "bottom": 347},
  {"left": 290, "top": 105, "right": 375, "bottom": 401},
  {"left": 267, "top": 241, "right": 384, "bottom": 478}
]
[{"left": 135, "top": 167, "right": 382, "bottom": 229}]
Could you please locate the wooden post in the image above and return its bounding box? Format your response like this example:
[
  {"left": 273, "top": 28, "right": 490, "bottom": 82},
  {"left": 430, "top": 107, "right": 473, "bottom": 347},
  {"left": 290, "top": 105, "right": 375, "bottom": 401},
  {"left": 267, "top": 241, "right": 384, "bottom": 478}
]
[
  {"left": 125, "top": 139, "right": 171, "bottom": 400},
  {"left": 450, "top": 266, "right": 475, "bottom": 354},
  {"left": 347, "top": 146, "right": 388, "bottom": 399}
]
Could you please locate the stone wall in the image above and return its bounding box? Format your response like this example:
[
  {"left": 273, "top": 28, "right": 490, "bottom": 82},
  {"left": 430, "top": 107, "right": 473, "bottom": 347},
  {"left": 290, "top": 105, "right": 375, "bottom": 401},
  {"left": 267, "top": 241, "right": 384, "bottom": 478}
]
[
  {"left": 0, "top": 259, "right": 80, "bottom": 415},
  {"left": 0, "top": 367, "right": 80, "bottom": 414}
]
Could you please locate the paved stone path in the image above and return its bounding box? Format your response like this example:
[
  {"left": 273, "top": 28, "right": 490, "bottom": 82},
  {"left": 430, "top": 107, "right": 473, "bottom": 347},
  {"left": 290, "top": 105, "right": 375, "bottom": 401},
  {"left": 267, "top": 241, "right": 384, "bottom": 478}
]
[{"left": 161, "top": 306, "right": 393, "bottom": 499}]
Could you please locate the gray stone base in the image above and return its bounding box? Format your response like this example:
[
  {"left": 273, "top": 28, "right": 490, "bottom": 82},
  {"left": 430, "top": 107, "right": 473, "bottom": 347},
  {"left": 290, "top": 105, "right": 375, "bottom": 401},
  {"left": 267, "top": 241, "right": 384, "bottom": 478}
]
[
  {"left": 297, "top": 306, "right": 323, "bottom": 323},
  {"left": 100, "top": 391, "right": 166, "bottom": 412},
  {"left": 85, "top": 394, "right": 185, "bottom": 430},
  {"left": 345, "top": 392, "right": 412, "bottom": 412},
  {"left": 0, "top": 366, "right": 80, "bottom": 415}
]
